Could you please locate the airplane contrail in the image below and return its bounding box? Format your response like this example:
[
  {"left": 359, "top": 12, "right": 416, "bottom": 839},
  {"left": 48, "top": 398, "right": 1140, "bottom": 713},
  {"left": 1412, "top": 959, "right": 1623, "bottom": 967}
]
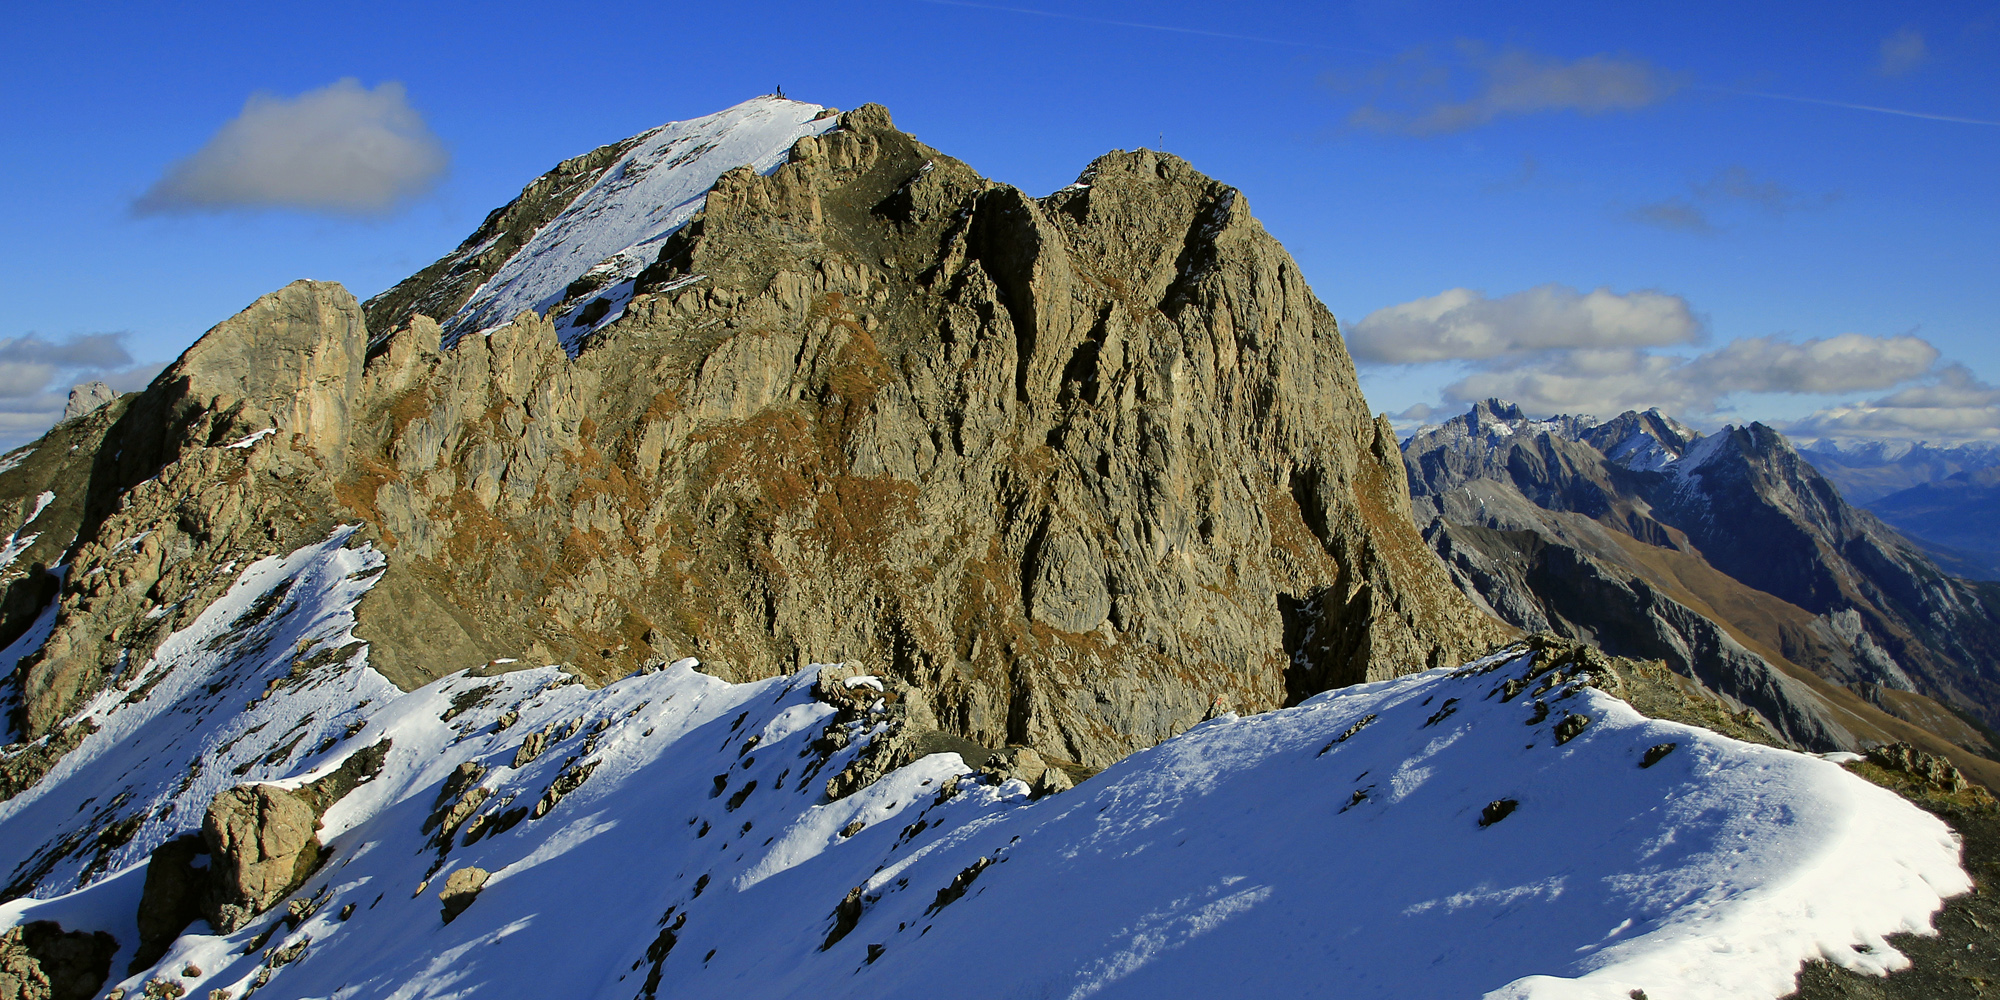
[
  {"left": 911, "top": 0, "right": 1382, "bottom": 54},
  {"left": 1704, "top": 86, "right": 2000, "bottom": 127}
]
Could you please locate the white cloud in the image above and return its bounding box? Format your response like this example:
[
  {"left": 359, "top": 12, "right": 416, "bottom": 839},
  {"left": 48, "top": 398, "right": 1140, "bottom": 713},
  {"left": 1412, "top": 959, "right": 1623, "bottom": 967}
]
[
  {"left": 1878, "top": 27, "right": 1928, "bottom": 77},
  {"left": 135, "top": 79, "right": 447, "bottom": 216},
  {"left": 1346, "top": 44, "right": 1678, "bottom": 135},
  {"left": 1684, "top": 333, "right": 1938, "bottom": 394},
  {"left": 1355, "top": 284, "right": 1987, "bottom": 441},
  {"left": 1348, "top": 284, "right": 1701, "bottom": 364},
  {"left": 1443, "top": 350, "right": 1707, "bottom": 418},
  {"left": 1436, "top": 334, "right": 1944, "bottom": 422},
  {"left": 1788, "top": 365, "right": 2000, "bottom": 443}
]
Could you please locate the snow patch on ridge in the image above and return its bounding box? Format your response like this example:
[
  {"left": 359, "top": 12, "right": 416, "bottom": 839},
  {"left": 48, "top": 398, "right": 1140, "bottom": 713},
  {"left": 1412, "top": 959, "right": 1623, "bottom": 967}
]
[{"left": 443, "top": 96, "right": 840, "bottom": 353}]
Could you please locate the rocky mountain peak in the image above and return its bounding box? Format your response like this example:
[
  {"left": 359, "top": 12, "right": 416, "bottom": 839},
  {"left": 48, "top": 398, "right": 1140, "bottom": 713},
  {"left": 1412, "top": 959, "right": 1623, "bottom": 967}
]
[{"left": 1, "top": 100, "right": 1507, "bottom": 770}]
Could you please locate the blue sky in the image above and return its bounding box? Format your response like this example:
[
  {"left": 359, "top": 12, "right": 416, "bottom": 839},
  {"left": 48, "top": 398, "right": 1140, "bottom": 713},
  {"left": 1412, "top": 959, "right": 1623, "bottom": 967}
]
[{"left": 1, "top": 0, "right": 1994, "bottom": 447}]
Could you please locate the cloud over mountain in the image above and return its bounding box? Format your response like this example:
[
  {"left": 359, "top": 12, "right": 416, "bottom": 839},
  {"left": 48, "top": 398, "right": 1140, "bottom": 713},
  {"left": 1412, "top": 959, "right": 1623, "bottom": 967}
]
[
  {"left": 1789, "top": 365, "right": 2000, "bottom": 442},
  {"left": 135, "top": 79, "right": 447, "bottom": 216},
  {"left": 1356, "top": 283, "right": 1988, "bottom": 440},
  {"left": 1348, "top": 284, "right": 1701, "bottom": 364}
]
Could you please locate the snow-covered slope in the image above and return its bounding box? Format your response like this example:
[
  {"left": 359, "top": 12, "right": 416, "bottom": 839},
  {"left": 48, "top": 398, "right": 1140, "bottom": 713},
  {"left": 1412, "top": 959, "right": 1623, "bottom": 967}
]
[
  {"left": 0, "top": 533, "right": 1969, "bottom": 1000},
  {"left": 440, "top": 96, "right": 839, "bottom": 351}
]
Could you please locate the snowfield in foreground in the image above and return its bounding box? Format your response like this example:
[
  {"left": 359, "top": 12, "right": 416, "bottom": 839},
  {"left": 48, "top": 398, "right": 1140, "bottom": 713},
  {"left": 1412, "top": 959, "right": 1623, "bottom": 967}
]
[{"left": 0, "top": 531, "right": 1970, "bottom": 1000}]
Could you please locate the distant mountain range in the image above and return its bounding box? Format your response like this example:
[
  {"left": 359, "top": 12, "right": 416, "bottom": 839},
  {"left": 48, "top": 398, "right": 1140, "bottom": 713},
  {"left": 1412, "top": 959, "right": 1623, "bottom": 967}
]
[
  {"left": 1799, "top": 439, "right": 2000, "bottom": 580},
  {"left": 1796, "top": 438, "right": 2000, "bottom": 504},
  {"left": 1404, "top": 400, "right": 2000, "bottom": 787}
]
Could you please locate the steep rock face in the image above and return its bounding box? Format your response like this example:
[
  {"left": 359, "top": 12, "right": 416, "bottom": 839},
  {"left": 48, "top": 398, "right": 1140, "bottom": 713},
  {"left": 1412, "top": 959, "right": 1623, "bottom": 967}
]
[
  {"left": 2, "top": 101, "right": 1503, "bottom": 776},
  {"left": 59, "top": 384, "right": 113, "bottom": 423},
  {"left": 334, "top": 103, "right": 1504, "bottom": 764},
  {"left": 9, "top": 281, "right": 362, "bottom": 741}
]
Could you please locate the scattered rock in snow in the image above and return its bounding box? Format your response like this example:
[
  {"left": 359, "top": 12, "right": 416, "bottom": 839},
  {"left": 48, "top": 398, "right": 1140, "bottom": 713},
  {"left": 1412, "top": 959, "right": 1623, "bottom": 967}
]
[
  {"left": 1318, "top": 714, "right": 1377, "bottom": 756},
  {"left": 1479, "top": 799, "right": 1518, "bottom": 827},
  {"left": 513, "top": 727, "right": 551, "bottom": 768},
  {"left": 531, "top": 760, "right": 599, "bottom": 818},
  {"left": 1423, "top": 698, "right": 1460, "bottom": 728},
  {"left": 982, "top": 747, "right": 1046, "bottom": 788},
  {"left": 1035, "top": 765, "right": 1075, "bottom": 797},
  {"left": 202, "top": 783, "right": 323, "bottom": 933},
  {"left": 1554, "top": 713, "right": 1592, "bottom": 746},
  {"left": 424, "top": 762, "right": 490, "bottom": 846},
  {"left": 438, "top": 867, "right": 489, "bottom": 923},
  {"left": 925, "top": 856, "right": 993, "bottom": 915},
  {"left": 1641, "top": 743, "right": 1677, "bottom": 768},
  {"left": 820, "top": 887, "right": 865, "bottom": 950},
  {"left": 132, "top": 836, "right": 209, "bottom": 971}
]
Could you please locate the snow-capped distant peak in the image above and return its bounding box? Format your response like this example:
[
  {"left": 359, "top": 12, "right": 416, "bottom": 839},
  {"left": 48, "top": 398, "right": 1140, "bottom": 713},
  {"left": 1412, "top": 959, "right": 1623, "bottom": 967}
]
[
  {"left": 444, "top": 96, "right": 842, "bottom": 352},
  {"left": 1673, "top": 425, "right": 1735, "bottom": 477},
  {"left": 1604, "top": 429, "right": 1679, "bottom": 471}
]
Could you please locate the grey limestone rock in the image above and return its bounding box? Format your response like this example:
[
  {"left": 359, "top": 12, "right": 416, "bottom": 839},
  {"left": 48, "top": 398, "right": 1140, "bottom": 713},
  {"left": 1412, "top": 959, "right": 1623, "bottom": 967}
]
[
  {"left": 334, "top": 103, "right": 1508, "bottom": 766},
  {"left": 61, "top": 382, "right": 115, "bottom": 422}
]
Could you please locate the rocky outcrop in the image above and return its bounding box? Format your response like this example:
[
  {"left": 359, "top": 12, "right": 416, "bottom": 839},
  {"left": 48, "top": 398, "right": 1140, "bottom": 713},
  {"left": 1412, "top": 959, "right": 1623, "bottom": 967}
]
[
  {"left": 438, "top": 866, "right": 489, "bottom": 923},
  {"left": 333, "top": 103, "right": 1506, "bottom": 765},
  {"left": 131, "top": 836, "right": 206, "bottom": 972},
  {"left": 202, "top": 783, "right": 322, "bottom": 933},
  {"left": 0, "top": 921, "right": 116, "bottom": 1000},
  {"left": 8, "top": 280, "right": 369, "bottom": 743},
  {"left": 425, "top": 762, "right": 490, "bottom": 847},
  {"left": 60, "top": 383, "right": 115, "bottom": 422},
  {"left": 132, "top": 742, "right": 387, "bottom": 950}
]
